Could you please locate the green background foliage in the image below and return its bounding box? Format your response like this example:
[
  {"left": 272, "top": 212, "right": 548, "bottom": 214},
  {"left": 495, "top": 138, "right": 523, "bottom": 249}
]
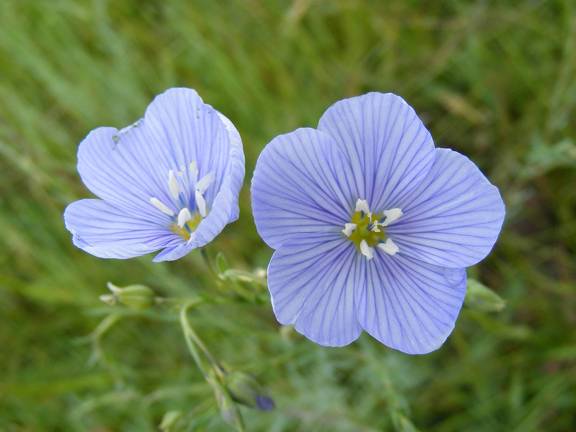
[{"left": 1, "top": 0, "right": 575, "bottom": 430}]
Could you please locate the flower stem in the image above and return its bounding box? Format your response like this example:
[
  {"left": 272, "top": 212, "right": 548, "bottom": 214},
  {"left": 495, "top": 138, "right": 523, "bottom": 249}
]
[
  {"left": 179, "top": 300, "right": 210, "bottom": 378},
  {"left": 179, "top": 301, "right": 225, "bottom": 378},
  {"left": 179, "top": 300, "right": 245, "bottom": 431}
]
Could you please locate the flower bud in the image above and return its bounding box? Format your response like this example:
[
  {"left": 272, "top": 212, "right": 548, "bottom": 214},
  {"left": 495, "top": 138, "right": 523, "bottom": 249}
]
[
  {"left": 465, "top": 278, "right": 506, "bottom": 312},
  {"left": 104, "top": 282, "right": 156, "bottom": 310},
  {"left": 225, "top": 371, "right": 275, "bottom": 411},
  {"left": 208, "top": 373, "right": 244, "bottom": 429}
]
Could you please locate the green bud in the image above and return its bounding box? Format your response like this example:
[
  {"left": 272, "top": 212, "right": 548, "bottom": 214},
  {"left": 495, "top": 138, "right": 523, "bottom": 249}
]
[
  {"left": 99, "top": 294, "right": 117, "bottom": 306},
  {"left": 105, "top": 282, "right": 156, "bottom": 310},
  {"left": 208, "top": 373, "right": 244, "bottom": 429},
  {"left": 225, "top": 371, "right": 275, "bottom": 411},
  {"left": 465, "top": 278, "right": 506, "bottom": 312},
  {"left": 159, "top": 410, "right": 182, "bottom": 432}
]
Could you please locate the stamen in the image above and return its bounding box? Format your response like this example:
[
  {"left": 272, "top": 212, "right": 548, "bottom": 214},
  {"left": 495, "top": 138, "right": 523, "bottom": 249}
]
[
  {"left": 378, "top": 238, "right": 399, "bottom": 256},
  {"left": 370, "top": 222, "right": 382, "bottom": 233},
  {"left": 342, "top": 223, "right": 357, "bottom": 237},
  {"left": 150, "top": 197, "right": 174, "bottom": 216},
  {"left": 168, "top": 170, "right": 180, "bottom": 200},
  {"left": 189, "top": 161, "right": 198, "bottom": 182},
  {"left": 355, "top": 199, "right": 371, "bottom": 217},
  {"left": 360, "top": 240, "right": 374, "bottom": 260},
  {"left": 177, "top": 207, "right": 193, "bottom": 227},
  {"left": 196, "top": 172, "right": 214, "bottom": 194},
  {"left": 382, "top": 208, "right": 403, "bottom": 226},
  {"left": 195, "top": 190, "right": 207, "bottom": 217}
]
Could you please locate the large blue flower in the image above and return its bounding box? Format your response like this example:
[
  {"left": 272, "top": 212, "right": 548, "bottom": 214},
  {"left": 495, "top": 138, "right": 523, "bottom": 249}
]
[
  {"left": 64, "top": 88, "right": 245, "bottom": 262},
  {"left": 251, "top": 93, "right": 505, "bottom": 354}
]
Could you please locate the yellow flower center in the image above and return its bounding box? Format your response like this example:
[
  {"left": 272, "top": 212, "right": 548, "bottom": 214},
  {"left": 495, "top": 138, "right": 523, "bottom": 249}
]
[
  {"left": 170, "top": 212, "right": 202, "bottom": 240},
  {"left": 348, "top": 210, "right": 386, "bottom": 249},
  {"left": 343, "top": 199, "right": 403, "bottom": 260}
]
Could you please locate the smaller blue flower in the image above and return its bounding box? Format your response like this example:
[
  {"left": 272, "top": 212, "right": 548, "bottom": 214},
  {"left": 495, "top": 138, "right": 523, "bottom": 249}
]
[
  {"left": 251, "top": 92, "right": 505, "bottom": 354},
  {"left": 64, "top": 88, "right": 245, "bottom": 262}
]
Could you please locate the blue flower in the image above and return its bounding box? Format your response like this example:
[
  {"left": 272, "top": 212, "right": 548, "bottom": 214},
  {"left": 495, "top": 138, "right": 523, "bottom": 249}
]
[
  {"left": 251, "top": 93, "right": 505, "bottom": 354},
  {"left": 64, "top": 88, "right": 245, "bottom": 262}
]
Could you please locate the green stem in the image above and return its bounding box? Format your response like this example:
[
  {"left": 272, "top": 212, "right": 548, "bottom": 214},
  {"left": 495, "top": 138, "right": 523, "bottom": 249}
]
[
  {"left": 179, "top": 300, "right": 225, "bottom": 378},
  {"left": 179, "top": 301, "right": 245, "bottom": 431},
  {"left": 179, "top": 300, "right": 210, "bottom": 378}
]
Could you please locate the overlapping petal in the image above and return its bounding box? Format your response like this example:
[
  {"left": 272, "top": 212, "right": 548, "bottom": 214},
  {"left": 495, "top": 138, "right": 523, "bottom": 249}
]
[
  {"left": 388, "top": 149, "right": 505, "bottom": 268},
  {"left": 64, "top": 199, "right": 179, "bottom": 259},
  {"left": 358, "top": 253, "right": 466, "bottom": 354},
  {"left": 318, "top": 92, "right": 436, "bottom": 210},
  {"left": 251, "top": 128, "right": 354, "bottom": 249},
  {"left": 267, "top": 233, "right": 362, "bottom": 347},
  {"left": 143, "top": 88, "right": 233, "bottom": 206}
]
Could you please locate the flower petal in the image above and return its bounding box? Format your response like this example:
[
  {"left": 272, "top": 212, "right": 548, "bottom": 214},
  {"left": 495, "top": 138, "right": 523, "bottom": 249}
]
[
  {"left": 215, "top": 111, "right": 245, "bottom": 222},
  {"left": 77, "top": 88, "right": 235, "bottom": 218},
  {"left": 77, "top": 127, "right": 172, "bottom": 223},
  {"left": 64, "top": 199, "right": 178, "bottom": 259},
  {"left": 357, "top": 253, "right": 466, "bottom": 354},
  {"left": 388, "top": 149, "right": 505, "bottom": 268},
  {"left": 318, "top": 92, "right": 435, "bottom": 210},
  {"left": 267, "top": 234, "right": 362, "bottom": 347},
  {"left": 143, "top": 88, "right": 233, "bottom": 207},
  {"left": 251, "top": 128, "right": 354, "bottom": 249},
  {"left": 152, "top": 113, "right": 245, "bottom": 262}
]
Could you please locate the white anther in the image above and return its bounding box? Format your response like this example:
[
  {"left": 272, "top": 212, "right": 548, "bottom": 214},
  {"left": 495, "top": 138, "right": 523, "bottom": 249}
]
[
  {"left": 195, "top": 190, "right": 207, "bottom": 217},
  {"left": 382, "top": 208, "right": 403, "bottom": 226},
  {"left": 189, "top": 161, "right": 198, "bottom": 182},
  {"left": 342, "top": 223, "right": 357, "bottom": 237},
  {"left": 355, "top": 199, "right": 371, "bottom": 216},
  {"left": 371, "top": 222, "right": 382, "bottom": 233},
  {"left": 196, "top": 172, "right": 214, "bottom": 194},
  {"left": 150, "top": 197, "right": 174, "bottom": 216},
  {"left": 168, "top": 170, "right": 180, "bottom": 200},
  {"left": 360, "top": 240, "right": 374, "bottom": 260},
  {"left": 378, "top": 238, "right": 399, "bottom": 256},
  {"left": 177, "top": 207, "right": 192, "bottom": 227}
]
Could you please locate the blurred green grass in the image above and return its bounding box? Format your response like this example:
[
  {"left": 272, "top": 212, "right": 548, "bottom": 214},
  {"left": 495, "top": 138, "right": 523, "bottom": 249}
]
[{"left": 0, "top": 0, "right": 575, "bottom": 430}]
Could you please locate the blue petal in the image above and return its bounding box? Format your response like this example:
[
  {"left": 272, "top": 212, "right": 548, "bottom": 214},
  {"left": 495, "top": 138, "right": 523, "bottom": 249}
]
[
  {"left": 357, "top": 253, "right": 466, "bottom": 354},
  {"left": 64, "top": 199, "right": 179, "bottom": 259},
  {"left": 267, "top": 233, "right": 362, "bottom": 347},
  {"left": 388, "top": 149, "right": 505, "bottom": 268},
  {"left": 143, "top": 88, "right": 237, "bottom": 207},
  {"left": 77, "top": 127, "right": 171, "bottom": 223},
  {"left": 318, "top": 92, "right": 435, "bottom": 210},
  {"left": 156, "top": 112, "right": 246, "bottom": 260},
  {"left": 251, "top": 128, "right": 353, "bottom": 249}
]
